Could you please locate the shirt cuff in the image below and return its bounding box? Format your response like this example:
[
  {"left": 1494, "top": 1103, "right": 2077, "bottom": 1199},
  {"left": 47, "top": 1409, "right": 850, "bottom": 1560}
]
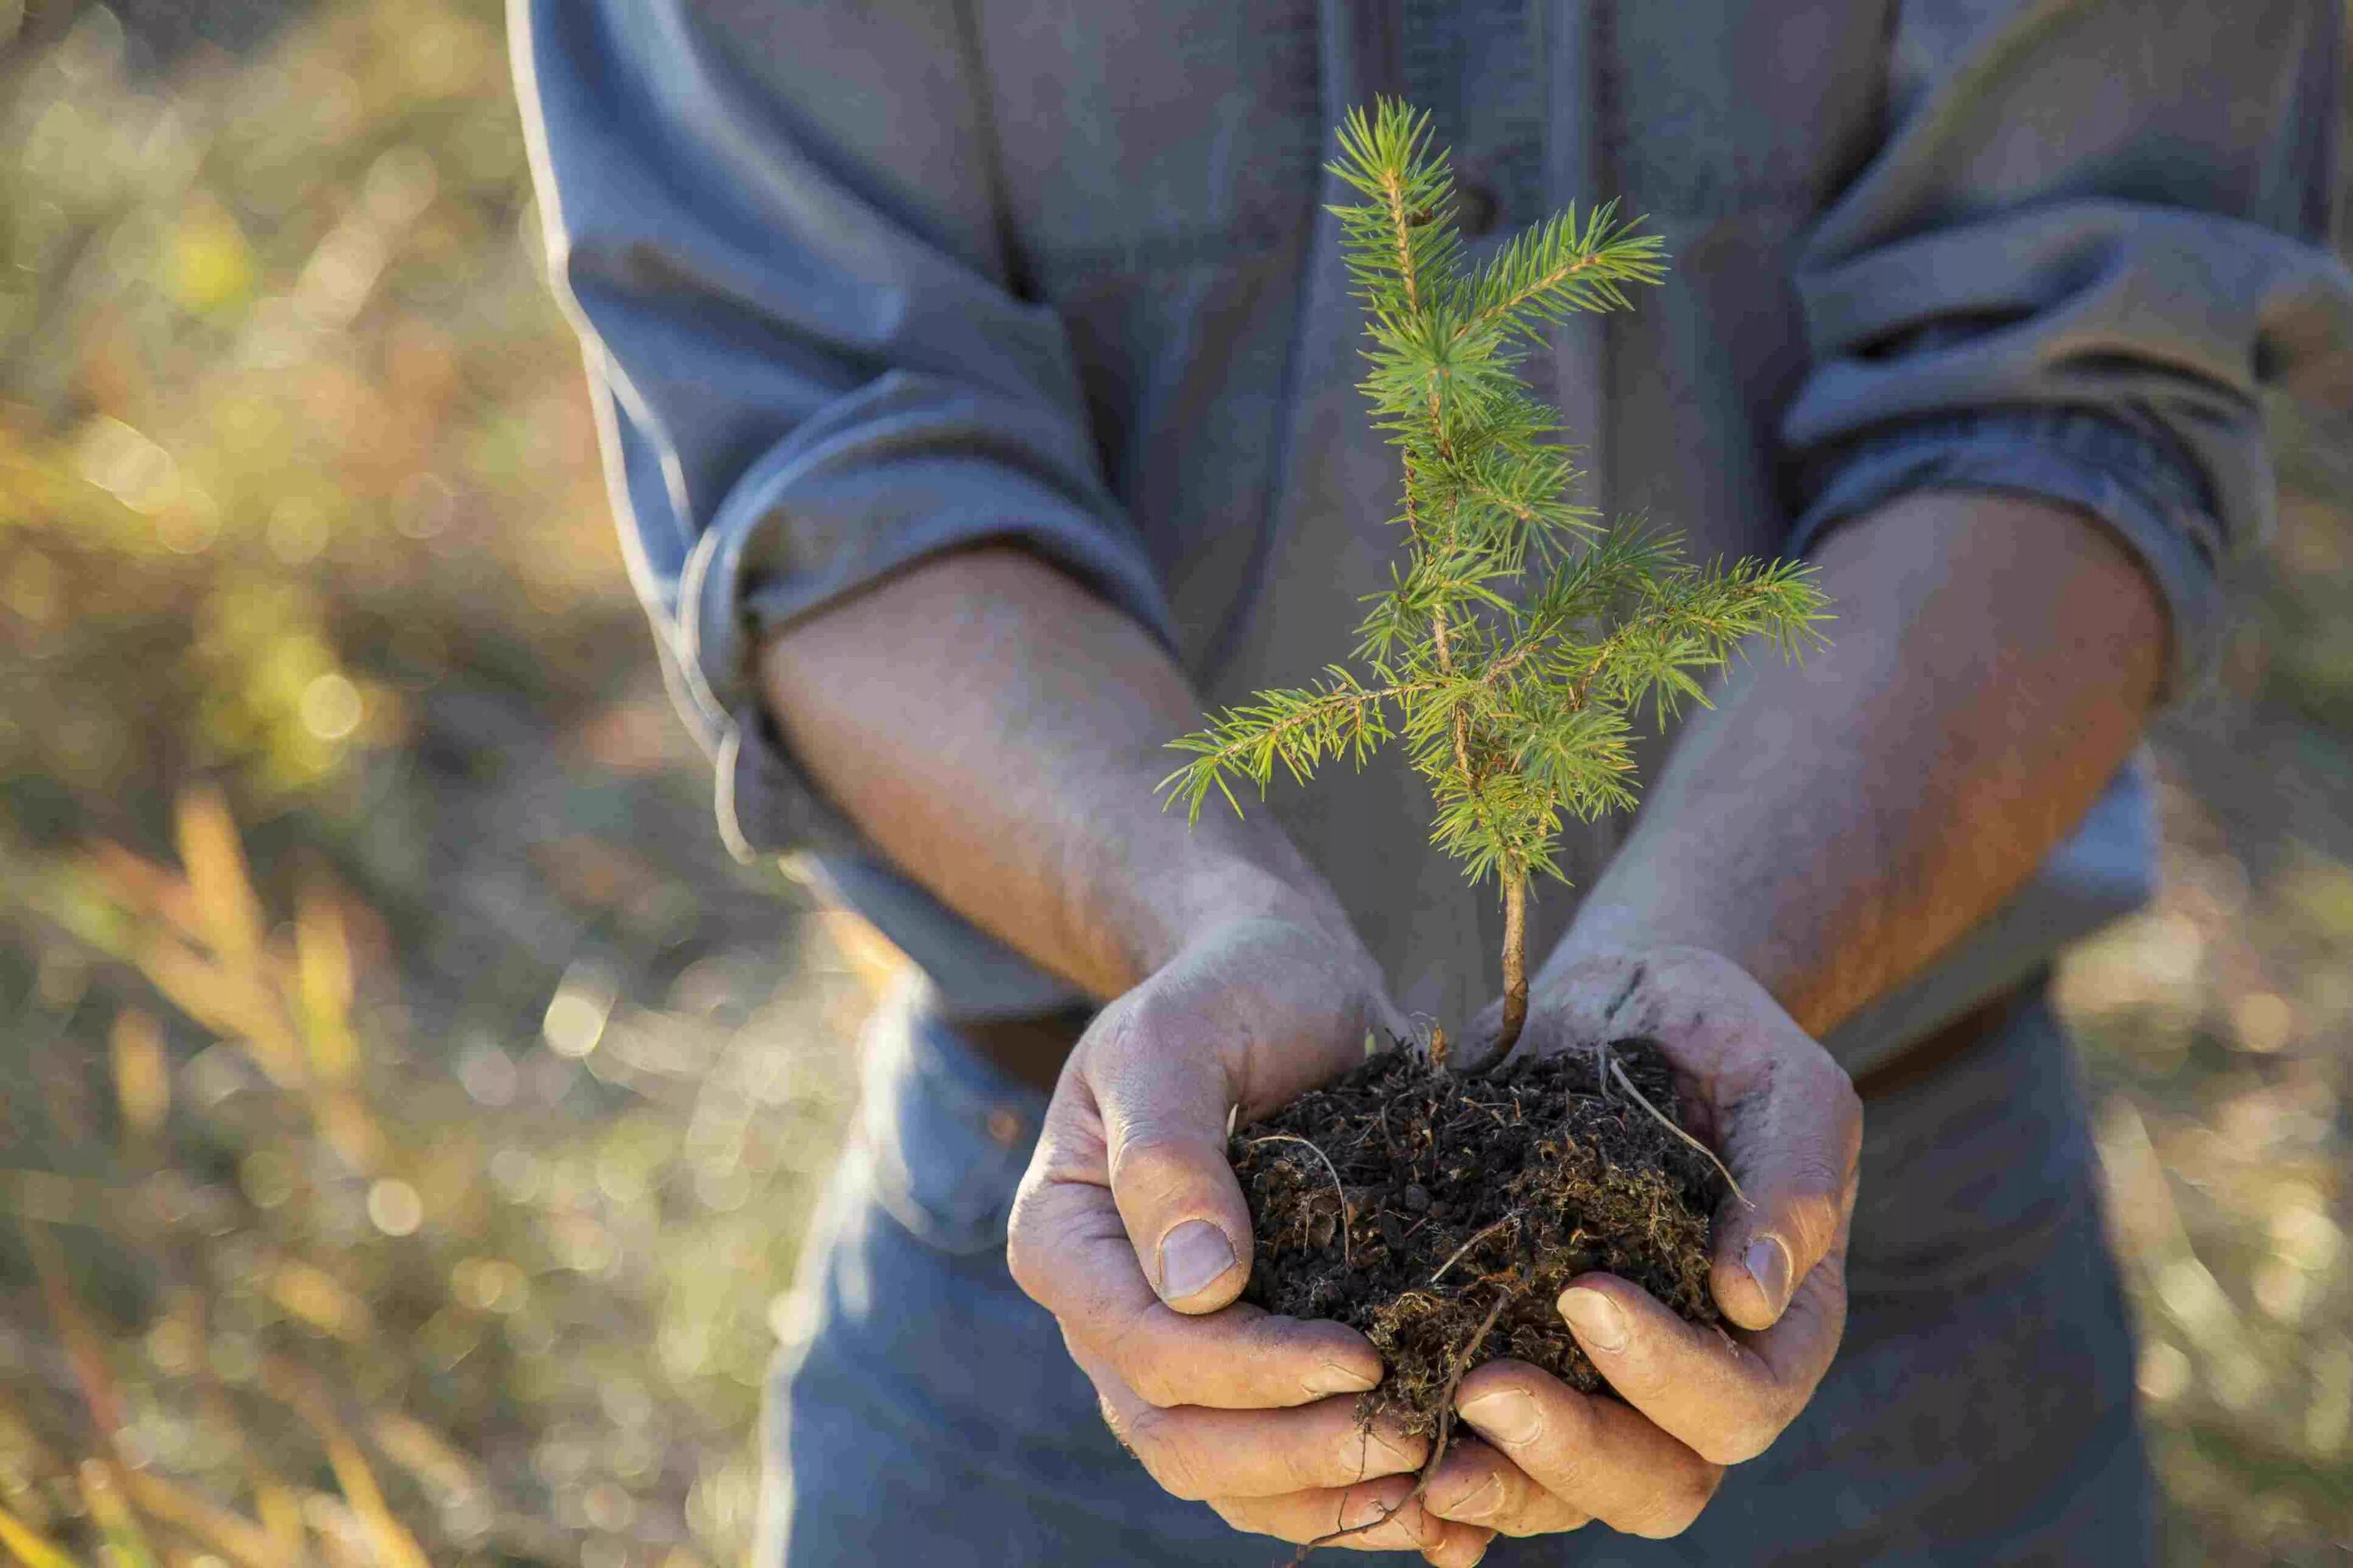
[
  {"left": 679, "top": 371, "right": 1176, "bottom": 864},
  {"left": 1785, "top": 406, "right": 2223, "bottom": 700}
]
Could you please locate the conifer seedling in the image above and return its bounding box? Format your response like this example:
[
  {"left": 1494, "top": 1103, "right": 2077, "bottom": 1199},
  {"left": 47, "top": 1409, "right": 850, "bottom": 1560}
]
[{"left": 1161, "top": 105, "right": 1831, "bottom": 1541}]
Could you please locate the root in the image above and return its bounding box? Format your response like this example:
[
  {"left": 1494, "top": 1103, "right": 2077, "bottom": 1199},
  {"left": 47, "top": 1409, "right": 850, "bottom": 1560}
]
[
  {"left": 1427, "top": 1210, "right": 1522, "bottom": 1285},
  {"left": 1242, "top": 1134, "right": 1354, "bottom": 1267},
  {"left": 1603, "top": 1053, "right": 1749, "bottom": 1209},
  {"left": 1282, "top": 1286, "right": 1515, "bottom": 1565}
]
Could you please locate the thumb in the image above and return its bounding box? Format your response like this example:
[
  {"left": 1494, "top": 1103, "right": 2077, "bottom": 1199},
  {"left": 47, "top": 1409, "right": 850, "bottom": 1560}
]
[
  {"left": 1088, "top": 918, "right": 1403, "bottom": 1314},
  {"left": 1710, "top": 1046, "right": 1861, "bottom": 1331},
  {"left": 1099, "top": 1039, "right": 1257, "bottom": 1313}
]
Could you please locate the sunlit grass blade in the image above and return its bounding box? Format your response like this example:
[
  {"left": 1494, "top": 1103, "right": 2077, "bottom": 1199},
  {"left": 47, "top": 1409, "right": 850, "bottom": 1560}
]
[
  {"left": 115, "top": 1468, "right": 295, "bottom": 1568},
  {"left": 174, "top": 786, "right": 266, "bottom": 973},
  {"left": 21, "top": 1222, "right": 125, "bottom": 1441},
  {"left": 0, "top": 1498, "right": 77, "bottom": 1568},
  {"left": 260, "top": 1364, "right": 430, "bottom": 1568},
  {"left": 109, "top": 1008, "right": 171, "bottom": 1141},
  {"left": 293, "top": 879, "right": 360, "bottom": 1086},
  {"left": 75, "top": 1461, "right": 159, "bottom": 1568},
  {"left": 132, "top": 934, "right": 304, "bottom": 1089}
]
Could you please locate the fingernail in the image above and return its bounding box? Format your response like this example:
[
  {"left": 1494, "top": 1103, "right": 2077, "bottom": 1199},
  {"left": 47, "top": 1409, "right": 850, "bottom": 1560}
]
[
  {"left": 1305, "top": 1359, "right": 1380, "bottom": 1397},
  {"left": 1457, "top": 1388, "right": 1542, "bottom": 1444},
  {"left": 1156, "top": 1219, "right": 1235, "bottom": 1301},
  {"left": 1745, "top": 1235, "right": 1792, "bottom": 1316},
  {"left": 1558, "top": 1287, "right": 1628, "bottom": 1353}
]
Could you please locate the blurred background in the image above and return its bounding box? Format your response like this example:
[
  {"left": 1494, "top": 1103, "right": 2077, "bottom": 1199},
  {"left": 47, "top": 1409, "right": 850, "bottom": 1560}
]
[{"left": 0, "top": 2, "right": 2344, "bottom": 1564}]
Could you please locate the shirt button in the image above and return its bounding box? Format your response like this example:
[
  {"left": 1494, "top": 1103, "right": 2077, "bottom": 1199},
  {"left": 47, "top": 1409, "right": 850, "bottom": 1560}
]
[{"left": 1456, "top": 180, "right": 1500, "bottom": 238}]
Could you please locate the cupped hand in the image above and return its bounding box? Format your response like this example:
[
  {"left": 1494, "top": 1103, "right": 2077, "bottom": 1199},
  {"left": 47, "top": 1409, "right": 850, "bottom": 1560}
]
[
  {"left": 1006, "top": 916, "right": 1495, "bottom": 1565},
  {"left": 1425, "top": 945, "right": 1863, "bottom": 1539}
]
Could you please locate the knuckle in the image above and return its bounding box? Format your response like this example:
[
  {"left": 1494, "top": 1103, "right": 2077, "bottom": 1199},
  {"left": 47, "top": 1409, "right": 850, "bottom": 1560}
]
[
  {"left": 1787, "top": 1184, "right": 1847, "bottom": 1259},
  {"left": 1002, "top": 1213, "right": 1047, "bottom": 1303},
  {"left": 1627, "top": 1467, "right": 1720, "bottom": 1538},
  {"left": 1826, "top": 1062, "right": 1865, "bottom": 1132},
  {"left": 1805, "top": 1064, "right": 1866, "bottom": 1167},
  {"left": 1755, "top": 1178, "right": 1843, "bottom": 1275},
  {"left": 1203, "top": 1496, "right": 1254, "bottom": 1531},
  {"left": 1278, "top": 1439, "right": 1338, "bottom": 1493},
  {"left": 1124, "top": 1412, "right": 1211, "bottom": 1501},
  {"left": 1504, "top": 1506, "right": 1590, "bottom": 1539},
  {"left": 1095, "top": 1391, "right": 1136, "bottom": 1450},
  {"left": 1121, "top": 1356, "right": 1184, "bottom": 1411},
  {"left": 1693, "top": 1414, "right": 1778, "bottom": 1466},
  {"left": 1109, "top": 1133, "right": 1218, "bottom": 1207}
]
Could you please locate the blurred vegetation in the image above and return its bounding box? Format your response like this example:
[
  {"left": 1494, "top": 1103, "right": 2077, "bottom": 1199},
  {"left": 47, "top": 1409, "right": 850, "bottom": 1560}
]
[
  {"left": 0, "top": 3, "right": 884, "bottom": 1563},
  {"left": 0, "top": 2, "right": 2344, "bottom": 1565}
]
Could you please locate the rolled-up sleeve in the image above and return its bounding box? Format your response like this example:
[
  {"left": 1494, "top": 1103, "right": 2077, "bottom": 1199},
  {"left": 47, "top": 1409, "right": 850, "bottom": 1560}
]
[
  {"left": 512, "top": 0, "right": 1173, "bottom": 859},
  {"left": 1781, "top": 0, "right": 2353, "bottom": 697}
]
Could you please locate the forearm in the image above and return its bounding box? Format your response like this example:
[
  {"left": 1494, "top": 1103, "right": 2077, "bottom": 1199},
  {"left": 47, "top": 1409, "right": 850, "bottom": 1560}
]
[
  {"left": 756, "top": 546, "right": 1351, "bottom": 1002},
  {"left": 1557, "top": 490, "right": 2168, "bottom": 1040}
]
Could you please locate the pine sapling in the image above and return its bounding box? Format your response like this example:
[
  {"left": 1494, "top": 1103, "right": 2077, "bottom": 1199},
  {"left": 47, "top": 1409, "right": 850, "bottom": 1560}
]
[
  {"left": 1162, "top": 104, "right": 1834, "bottom": 1496},
  {"left": 1164, "top": 100, "right": 1827, "bottom": 1065}
]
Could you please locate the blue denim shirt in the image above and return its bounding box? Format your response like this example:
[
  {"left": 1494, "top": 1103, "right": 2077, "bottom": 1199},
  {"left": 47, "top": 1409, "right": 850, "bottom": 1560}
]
[{"left": 514, "top": 0, "right": 2353, "bottom": 1075}]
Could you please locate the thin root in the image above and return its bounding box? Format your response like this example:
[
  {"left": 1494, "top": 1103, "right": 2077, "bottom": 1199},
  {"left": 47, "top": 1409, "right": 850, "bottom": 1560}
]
[
  {"left": 1282, "top": 1285, "right": 1515, "bottom": 1565},
  {"left": 1427, "top": 1210, "right": 1523, "bottom": 1285},
  {"left": 1605, "top": 1054, "right": 1751, "bottom": 1209},
  {"left": 1242, "top": 1133, "right": 1354, "bottom": 1267}
]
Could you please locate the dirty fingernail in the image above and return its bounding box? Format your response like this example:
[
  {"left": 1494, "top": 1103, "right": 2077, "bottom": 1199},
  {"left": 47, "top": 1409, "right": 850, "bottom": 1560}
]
[
  {"left": 1745, "top": 1235, "right": 1792, "bottom": 1316},
  {"left": 1156, "top": 1219, "right": 1235, "bottom": 1300},
  {"left": 1558, "top": 1287, "right": 1628, "bottom": 1353},
  {"left": 1458, "top": 1388, "right": 1543, "bottom": 1444},
  {"left": 1307, "top": 1359, "right": 1381, "bottom": 1397}
]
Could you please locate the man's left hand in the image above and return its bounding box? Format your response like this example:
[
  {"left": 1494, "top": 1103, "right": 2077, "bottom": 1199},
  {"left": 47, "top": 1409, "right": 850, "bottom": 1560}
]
[{"left": 1424, "top": 946, "right": 1863, "bottom": 1538}]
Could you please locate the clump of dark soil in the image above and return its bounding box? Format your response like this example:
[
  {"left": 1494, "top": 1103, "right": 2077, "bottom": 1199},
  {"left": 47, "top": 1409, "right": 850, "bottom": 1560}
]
[{"left": 1232, "top": 1039, "right": 1722, "bottom": 1437}]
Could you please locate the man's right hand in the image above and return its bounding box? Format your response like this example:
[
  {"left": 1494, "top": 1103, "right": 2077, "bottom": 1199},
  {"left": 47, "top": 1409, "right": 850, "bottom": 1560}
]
[{"left": 1006, "top": 916, "right": 1497, "bottom": 1566}]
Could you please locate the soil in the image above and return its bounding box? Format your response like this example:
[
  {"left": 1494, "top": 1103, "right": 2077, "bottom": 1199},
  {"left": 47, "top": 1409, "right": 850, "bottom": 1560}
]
[{"left": 1231, "top": 1039, "right": 1723, "bottom": 1437}]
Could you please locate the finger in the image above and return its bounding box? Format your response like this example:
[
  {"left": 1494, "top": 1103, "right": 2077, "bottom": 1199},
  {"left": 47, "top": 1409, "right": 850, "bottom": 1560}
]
[
  {"left": 1423, "top": 1439, "right": 1591, "bottom": 1537},
  {"left": 1009, "top": 1164, "right": 1382, "bottom": 1408},
  {"left": 1078, "top": 1338, "right": 1426, "bottom": 1500},
  {"left": 1211, "top": 1477, "right": 1493, "bottom": 1562},
  {"left": 1572, "top": 948, "right": 1860, "bottom": 1330},
  {"left": 1454, "top": 1359, "right": 1722, "bottom": 1539},
  {"left": 1553, "top": 1261, "right": 1848, "bottom": 1465},
  {"left": 1707, "top": 1046, "right": 1860, "bottom": 1330},
  {"left": 1420, "top": 1526, "right": 1495, "bottom": 1568}
]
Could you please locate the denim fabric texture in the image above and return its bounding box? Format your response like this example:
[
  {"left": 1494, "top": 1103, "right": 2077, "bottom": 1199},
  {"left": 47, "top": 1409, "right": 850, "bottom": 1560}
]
[{"left": 754, "top": 988, "right": 2151, "bottom": 1566}]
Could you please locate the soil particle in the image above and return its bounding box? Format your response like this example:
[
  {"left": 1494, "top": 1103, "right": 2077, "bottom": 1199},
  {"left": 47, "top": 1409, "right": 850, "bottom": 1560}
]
[{"left": 1232, "top": 1039, "right": 1722, "bottom": 1436}]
